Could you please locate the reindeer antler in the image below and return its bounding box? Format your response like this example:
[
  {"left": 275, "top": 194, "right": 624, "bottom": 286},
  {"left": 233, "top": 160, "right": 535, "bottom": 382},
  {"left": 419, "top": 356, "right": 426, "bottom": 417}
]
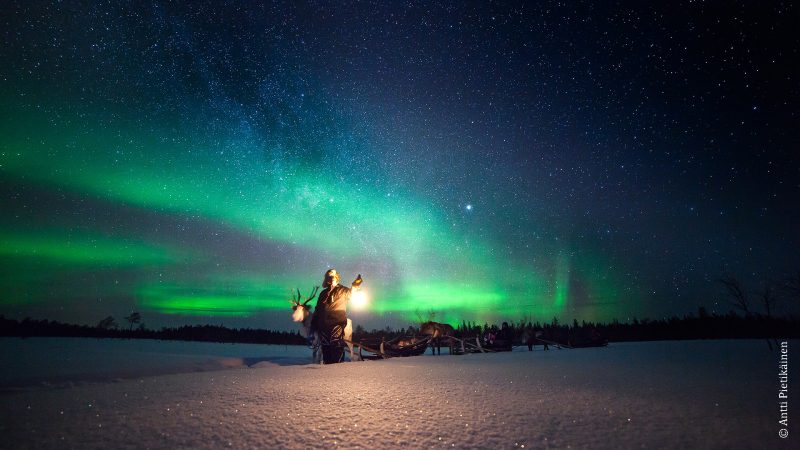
[
  {"left": 290, "top": 286, "right": 320, "bottom": 308},
  {"left": 303, "top": 285, "right": 320, "bottom": 306},
  {"left": 289, "top": 288, "right": 302, "bottom": 306}
]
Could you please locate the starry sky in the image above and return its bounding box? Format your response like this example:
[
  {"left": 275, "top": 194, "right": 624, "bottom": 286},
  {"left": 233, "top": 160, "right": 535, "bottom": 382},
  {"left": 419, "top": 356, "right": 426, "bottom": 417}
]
[{"left": 1, "top": 1, "right": 798, "bottom": 331}]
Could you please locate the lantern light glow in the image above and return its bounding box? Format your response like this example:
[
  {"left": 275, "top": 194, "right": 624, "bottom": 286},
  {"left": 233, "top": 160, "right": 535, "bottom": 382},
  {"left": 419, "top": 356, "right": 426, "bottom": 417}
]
[{"left": 351, "top": 290, "right": 369, "bottom": 310}]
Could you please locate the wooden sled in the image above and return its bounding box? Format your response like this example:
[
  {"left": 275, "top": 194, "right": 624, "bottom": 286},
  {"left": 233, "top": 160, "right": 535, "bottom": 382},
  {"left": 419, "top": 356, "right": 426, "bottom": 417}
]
[
  {"left": 345, "top": 335, "right": 432, "bottom": 360},
  {"left": 535, "top": 338, "right": 573, "bottom": 349},
  {"left": 441, "top": 335, "right": 507, "bottom": 354},
  {"left": 535, "top": 337, "right": 608, "bottom": 349}
]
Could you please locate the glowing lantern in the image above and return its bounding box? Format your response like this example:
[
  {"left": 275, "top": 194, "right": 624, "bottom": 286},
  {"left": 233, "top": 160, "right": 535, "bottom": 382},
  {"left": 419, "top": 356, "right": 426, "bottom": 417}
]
[{"left": 351, "top": 290, "right": 369, "bottom": 310}]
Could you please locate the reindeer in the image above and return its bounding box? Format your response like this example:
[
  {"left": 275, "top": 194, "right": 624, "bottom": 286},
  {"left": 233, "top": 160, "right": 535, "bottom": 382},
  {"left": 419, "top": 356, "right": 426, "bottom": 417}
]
[
  {"left": 290, "top": 286, "right": 320, "bottom": 363},
  {"left": 290, "top": 287, "right": 359, "bottom": 363},
  {"left": 420, "top": 321, "right": 455, "bottom": 355},
  {"left": 522, "top": 327, "right": 553, "bottom": 351}
]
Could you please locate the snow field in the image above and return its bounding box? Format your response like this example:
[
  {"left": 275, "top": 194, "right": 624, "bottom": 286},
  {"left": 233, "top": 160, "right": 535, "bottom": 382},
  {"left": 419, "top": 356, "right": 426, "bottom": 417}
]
[{"left": 0, "top": 339, "right": 793, "bottom": 448}]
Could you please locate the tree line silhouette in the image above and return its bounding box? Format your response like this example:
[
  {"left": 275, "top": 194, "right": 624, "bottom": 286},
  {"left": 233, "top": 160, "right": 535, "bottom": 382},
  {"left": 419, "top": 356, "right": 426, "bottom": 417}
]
[
  {"left": 2, "top": 271, "right": 798, "bottom": 345},
  {"left": 348, "top": 309, "right": 800, "bottom": 345},
  {"left": 1, "top": 309, "right": 798, "bottom": 346},
  {"left": 0, "top": 315, "right": 306, "bottom": 345}
]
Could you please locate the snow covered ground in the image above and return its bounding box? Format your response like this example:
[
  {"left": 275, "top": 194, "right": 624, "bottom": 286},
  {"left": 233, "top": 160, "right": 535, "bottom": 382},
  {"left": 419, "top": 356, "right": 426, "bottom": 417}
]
[
  {"left": 0, "top": 338, "right": 795, "bottom": 448},
  {"left": 0, "top": 337, "right": 311, "bottom": 389}
]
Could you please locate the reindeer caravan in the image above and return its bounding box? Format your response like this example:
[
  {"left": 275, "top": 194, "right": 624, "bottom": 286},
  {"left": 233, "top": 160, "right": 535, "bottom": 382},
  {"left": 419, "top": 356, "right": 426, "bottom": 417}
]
[
  {"left": 290, "top": 282, "right": 432, "bottom": 363},
  {"left": 291, "top": 270, "right": 508, "bottom": 363},
  {"left": 291, "top": 286, "right": 451, "bottom": 362}
]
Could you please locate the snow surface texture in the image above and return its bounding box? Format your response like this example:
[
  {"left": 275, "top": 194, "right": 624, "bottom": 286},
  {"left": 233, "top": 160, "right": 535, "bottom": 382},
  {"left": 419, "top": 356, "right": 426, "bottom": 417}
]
[{"left": 0, "top": 338, "right": 795, "bottom": 448}]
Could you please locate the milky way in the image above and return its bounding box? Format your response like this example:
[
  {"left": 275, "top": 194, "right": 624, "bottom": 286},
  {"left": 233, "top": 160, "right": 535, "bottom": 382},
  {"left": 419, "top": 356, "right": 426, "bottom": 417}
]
[{"left": 1, "top": 1, "right": 798, "bottom": 330}]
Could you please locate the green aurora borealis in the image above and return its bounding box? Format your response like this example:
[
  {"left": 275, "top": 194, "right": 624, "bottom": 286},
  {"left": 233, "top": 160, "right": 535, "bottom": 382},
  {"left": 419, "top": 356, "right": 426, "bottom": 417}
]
[
  {"left": 2, "top": 101, "right": 621, "bottom": 327},
  {"left": 2, "top": 1, "right": 796, "bottom": 330}
]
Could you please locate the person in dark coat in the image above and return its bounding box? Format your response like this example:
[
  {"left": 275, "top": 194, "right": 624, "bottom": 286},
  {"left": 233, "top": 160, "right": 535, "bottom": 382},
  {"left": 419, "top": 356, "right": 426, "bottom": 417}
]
[{"left": 311, "top": 268, "right": 362, "bottom": 364}]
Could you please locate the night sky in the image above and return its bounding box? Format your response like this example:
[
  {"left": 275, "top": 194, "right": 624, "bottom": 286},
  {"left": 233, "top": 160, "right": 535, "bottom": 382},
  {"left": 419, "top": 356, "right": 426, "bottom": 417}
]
[{"left": 1, "top": 1, "right": 798, "bottom": 331}]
